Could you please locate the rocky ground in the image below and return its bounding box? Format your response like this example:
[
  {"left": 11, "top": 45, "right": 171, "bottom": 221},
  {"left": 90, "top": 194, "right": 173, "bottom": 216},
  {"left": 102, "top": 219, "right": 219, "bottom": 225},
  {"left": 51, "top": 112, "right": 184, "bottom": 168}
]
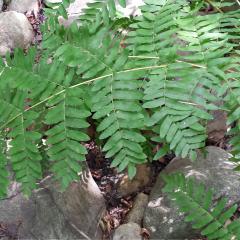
[{"left": 0, "top": 1, "right": 239, "bottom": 240}]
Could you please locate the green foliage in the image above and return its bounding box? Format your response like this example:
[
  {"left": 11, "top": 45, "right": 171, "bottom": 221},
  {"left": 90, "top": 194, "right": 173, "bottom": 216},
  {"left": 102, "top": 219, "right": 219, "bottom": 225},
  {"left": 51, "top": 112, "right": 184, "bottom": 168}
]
[
  {"left": 163, "top": 173, "right": 240, "bottom": 240},
  {"left": 0, "top": 0, "right": 240, "bottom": 197}
]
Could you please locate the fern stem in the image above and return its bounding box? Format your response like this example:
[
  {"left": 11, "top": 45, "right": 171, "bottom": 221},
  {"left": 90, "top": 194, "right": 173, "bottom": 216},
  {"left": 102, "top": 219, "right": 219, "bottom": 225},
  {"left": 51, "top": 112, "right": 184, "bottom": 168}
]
[
  {"left": 128, "top": 55, "right": 159, "bottom": 59},
  {"left": 175, "top": 60, "right": 206, "bottom": 69},
  {"left": 0, "top": 64, "right": 168, "bottom": 130},
  {"left": 204, "top": 0, "right": 223, "bottom": 13},
  {"left": 128, "top": 56, "right": 207, "bottom": 69}
]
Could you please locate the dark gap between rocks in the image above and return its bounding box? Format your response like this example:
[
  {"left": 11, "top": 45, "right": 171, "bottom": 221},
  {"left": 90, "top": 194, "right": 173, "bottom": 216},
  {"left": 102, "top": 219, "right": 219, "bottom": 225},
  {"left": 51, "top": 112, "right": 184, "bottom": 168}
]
[{"left": 85, "top": 141, "right": 174, "bottom": 239}]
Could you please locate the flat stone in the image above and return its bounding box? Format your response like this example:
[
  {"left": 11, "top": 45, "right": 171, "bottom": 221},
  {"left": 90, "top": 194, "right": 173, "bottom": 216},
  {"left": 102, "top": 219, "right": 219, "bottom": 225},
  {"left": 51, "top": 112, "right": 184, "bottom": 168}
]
[
  {"left": 143, "top": 146, "right": 240, "bottom": 239},
  {"left": 0, "top": 171, "right": 105, "bottom": 240},
  {"left": 126, "top": 193, "right": 149, "bottom": 225},
  {"left": 0, "top": 11, "right": 34, "bottom": 56},
  {"left": 117, "top": 164, "right": 151, "bottom": 197},
  {"left": 113, "top": 222, "right": 143, "bottom": 240}
]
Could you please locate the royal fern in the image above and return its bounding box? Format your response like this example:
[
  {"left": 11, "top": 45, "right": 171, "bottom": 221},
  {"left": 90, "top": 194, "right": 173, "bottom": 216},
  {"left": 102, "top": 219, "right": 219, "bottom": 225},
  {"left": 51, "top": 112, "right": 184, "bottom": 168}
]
[
  {"left": 0, "top": 0, "right": 240, "bottom": 197},
  {"left": 163, "top": 173, "right": 240, "bottom": 240}
]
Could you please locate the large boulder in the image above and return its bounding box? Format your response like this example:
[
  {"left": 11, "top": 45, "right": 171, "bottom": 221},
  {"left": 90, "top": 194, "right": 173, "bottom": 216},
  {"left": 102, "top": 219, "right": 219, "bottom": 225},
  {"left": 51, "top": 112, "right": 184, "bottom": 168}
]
[
  {"left": 0, "top": 171, "right": 106, "bottom": 240},
  {"left": 143, "top": 146, "right": 240, "bottom": 239},
  {"left": 0, "top": 0, "right": 3, "bottom": 12},
  {"left": 8, "top": 0, "right": 39, "bottom": 14},
  {"left": 0, "top": 11, "right": 34, "bottom": 56}
]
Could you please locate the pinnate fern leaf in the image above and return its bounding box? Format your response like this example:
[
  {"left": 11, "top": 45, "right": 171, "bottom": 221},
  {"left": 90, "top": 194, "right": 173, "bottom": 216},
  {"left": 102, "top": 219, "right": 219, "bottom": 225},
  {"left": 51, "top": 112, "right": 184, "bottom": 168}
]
[
  {"left": 8, "top": 112, "right": 42, "bottom": 196},
  {"left": 45, "top": 88, "right": 91, "bottom": 188},
  {"left": 163, "top": 173, "right": 240, "bottom": 240},
  {"left": 0, "top": 140, "right": 9, "bottom": 197},
  {"left": 54, "top": 28, "right": 147, "bottom": 174}
]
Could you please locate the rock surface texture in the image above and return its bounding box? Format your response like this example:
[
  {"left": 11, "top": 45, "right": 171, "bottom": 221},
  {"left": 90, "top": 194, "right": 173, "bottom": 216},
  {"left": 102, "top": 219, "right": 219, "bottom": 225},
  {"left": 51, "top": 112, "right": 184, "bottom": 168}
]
[
  {"left": 117, "top": 164, "right": 151, "bottom": 197},
  {"left": 116, "top": 0, "right": 144, "bottom": 16},
  {"left": 8, "top": 0, "right": 39, "bottom": 14},
  {"left": 113, "top": 222, "right": 142, "bottom": 240},
  {"left": 126, "top": 193, "right": 149, "bottom": 225},
  {"left": 143, "top": 146, "right": 240, "bottom": 239},
  {"left": 0, "top": 0, "right": 3, "bottom": 12},
  {"left": 0, "top": 171, "right": 105, "bottom": 240},
  {"left": 0, "top": 11, "right": 34, "bottom": 56}
]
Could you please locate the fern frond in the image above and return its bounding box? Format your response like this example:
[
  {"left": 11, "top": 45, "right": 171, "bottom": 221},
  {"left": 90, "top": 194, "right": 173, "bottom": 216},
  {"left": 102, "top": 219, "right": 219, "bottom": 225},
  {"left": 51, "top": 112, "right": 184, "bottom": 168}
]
[
  {"left": 125, "top": 0, "right": 236, "bottom": 159},
  {"left": 92, "top": 69, "right": 147, "bottom": 175},
  {"left": 163, "top": 173, "right": 240, "bottom": 240},
  {"left": 0, "top": 140, "right": 9, "bottom": 197},
  {"left": 44, "top": 0, "right": 73, "bottom": 20},
  {"left": 54, "top": 29, "right": 148, "bottom": 174},
  {"left": 223, "top": 68, "right": 240, "bottom": 165},
  {"left": 45, "top": 88, "right": 91, "bottom": 188},
  {"left": 41, "top": 0, "right": 75, "bottom": 54},
  {"left": 0, "top": 49, "right": 90, "bottom": 193},
  {"left": 79, "top": 0, "right": 126, "bottom": 33},
  {"left": 200, "top": 3, "right": 240, "bottom": 164},
  {"left": 126, "top": 0, "right": 186, "bottom": 67},
  {"left": 144, "top": 64, "right": 213, "bottom": 159},
  {"left": 0, "top": 92, "right": 40, "bottom": 196},
  {"left": 0, "top": 49, "right": 62, "bottom": 100},
  {"left": 0, "top": 65, "right": 43, "bottom": 196},
  {"left": 8, "top": 111, "right": 42, "bottom": 196}
]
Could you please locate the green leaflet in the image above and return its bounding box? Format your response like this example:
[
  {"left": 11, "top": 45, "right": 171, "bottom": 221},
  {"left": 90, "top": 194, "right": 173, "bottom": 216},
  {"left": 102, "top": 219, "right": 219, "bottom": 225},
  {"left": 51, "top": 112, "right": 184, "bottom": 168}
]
[
  {"left": 45, "top": 88, "right": 90, "bottom": 188},
  {"left": 163, "top": 173, "right": 240, "bottom": 240},
  {"left": 153, "top": 145, "right": 169, "bottom": 160},
  {"left": 0, "top": 0, "right": 240, "bottom": 198},
  {"left": 9, "top": 112, "right": 42, "bottom": 196},
  {"left": 92, "top": 69, "right": 147, "bottom": 172},
  {"left": 79, "top": 0, "right": 127, "bottom": 34},
  {"left": 0, "top": 141, "right": 9, "bottom": 198},
  {"left": 143, "top": 66, "right": 207, "bottom": 159}
]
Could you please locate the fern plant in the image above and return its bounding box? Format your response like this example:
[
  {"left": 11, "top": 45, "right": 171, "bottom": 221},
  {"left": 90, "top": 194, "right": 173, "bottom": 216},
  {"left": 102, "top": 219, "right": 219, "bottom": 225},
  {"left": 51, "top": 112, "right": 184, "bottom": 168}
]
[
  {"left": 0, "top": 0, "right": 240, "bottom": 197},
  {"left": 162, "top": 173, "right": 240, "bottom": 240}
]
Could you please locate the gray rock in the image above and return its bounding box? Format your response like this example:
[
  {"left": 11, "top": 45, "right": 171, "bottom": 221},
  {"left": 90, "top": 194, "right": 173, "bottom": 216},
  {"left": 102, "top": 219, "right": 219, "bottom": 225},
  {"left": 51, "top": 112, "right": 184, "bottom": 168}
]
[
  {"left": 126, "top": 193, "right": 149, "bottom": 225},
  {"left": 207, "top": 102, "right": 227, "bottom": 143},
  {"left": 143, "top": 146, "right": 240, "bottom": 239},
  {"left": 8, "top": 0, "right": 39, "bottom": 14},
  {"left": 58, "top": 0, "right": 90, "bottom": 27},
  {"left": 117, "top": 164, "right": 151, "bottom": 197},
  {"left": 57, "top": 0, "right": 144, "bottom": 27},
  {"left": 113, "top": 222, "right": 142, "bottom": 240},
  {"left": 0, "top": 0, "right": 3, "bottom": 12},
  {"left": 0, "top": 11, "right": 34, "bottom": 56},
  {"left": 0, "top": 171, "right": 105, "bottom": 240},
  {"left": 116, "top": 0, "right": 144, "bottom": 17}
]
